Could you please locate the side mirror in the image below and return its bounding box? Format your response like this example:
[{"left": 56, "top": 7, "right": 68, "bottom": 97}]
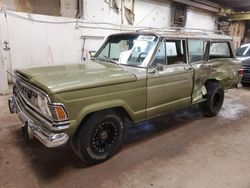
[
  {"left": 148, "top": 63, "right": 164, "bottom": 74},
  {"left": 89, "top": 51, "right": 96, "bottom": 58}
]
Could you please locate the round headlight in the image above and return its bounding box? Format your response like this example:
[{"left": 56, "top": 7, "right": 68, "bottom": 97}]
[{"left": 37, "top": 95, "right": 52, "bottom": 117}]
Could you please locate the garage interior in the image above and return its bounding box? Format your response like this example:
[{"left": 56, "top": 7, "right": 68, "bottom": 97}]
[{"left": 1, "top": 0, "right": 250, "bottom": 187}]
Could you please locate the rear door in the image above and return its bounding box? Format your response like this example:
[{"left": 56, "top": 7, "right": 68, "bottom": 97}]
[
  {"left": 146, "top": 38, "right": 193, "bottom": 118},
  {"left": 208, "top": 41, "right": 239, "bottom": 88}
]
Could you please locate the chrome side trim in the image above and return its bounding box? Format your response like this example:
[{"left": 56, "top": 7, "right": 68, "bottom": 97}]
[{"left": 9, "top": 96, "right": 69, "bottom": 148}]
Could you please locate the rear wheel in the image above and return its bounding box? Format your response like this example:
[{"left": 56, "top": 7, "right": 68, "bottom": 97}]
[
  {"left": 199, "top": 82, "right": 224, "bottom": 117},
  {"left": 72, "top": 110, "right": 124, "bottom": 164}
]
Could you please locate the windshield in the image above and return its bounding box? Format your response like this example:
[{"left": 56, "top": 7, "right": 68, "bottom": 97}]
[
  {"left": 236, "top": 46, "right": 248, "bottom": 56},
  {"left": 95, "top": 34, "right": 158, "bottom": 67}
]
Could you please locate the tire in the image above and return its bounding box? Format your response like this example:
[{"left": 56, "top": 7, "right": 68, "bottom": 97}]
[
  {"left": 70, "top": 134, "right": 81, "bottom": 158},
  {"left": 199, "top": 82, "right": 224, "bottom": 117},
  {"left": 72, "top": 110, "right": 124, "bottom": 164}
]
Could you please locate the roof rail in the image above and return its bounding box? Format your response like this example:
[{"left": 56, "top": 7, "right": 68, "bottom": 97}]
[{"left": 136, "top": 27, "right": 225, "bottom": 35}]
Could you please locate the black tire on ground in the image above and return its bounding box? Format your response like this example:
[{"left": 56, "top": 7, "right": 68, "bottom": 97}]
[
  {"left": 70, "top": 133, "right": 81, "bottom": 158},
  {"left": 199, "top": 82, "right": 224, "bottom": 117},
  {"left": 72, "top": 110, "right": 124, "bottom": 164}
]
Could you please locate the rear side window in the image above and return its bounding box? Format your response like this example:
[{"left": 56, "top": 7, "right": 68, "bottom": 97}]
[
  {"left": 209, "top": 42, "right": 232, "bottom": 59},
  {"left": 188, "top": 40, "right": 207, "bottom": 63}
]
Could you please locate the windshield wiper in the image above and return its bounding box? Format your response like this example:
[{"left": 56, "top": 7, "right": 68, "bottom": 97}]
[{"left": 101, "top": 56, "right": 118, "bottom": 64}]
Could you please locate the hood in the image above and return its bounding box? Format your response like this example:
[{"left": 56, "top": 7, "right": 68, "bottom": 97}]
[{"left": 15, "top": 61, "right": 137, "bottom": 94}]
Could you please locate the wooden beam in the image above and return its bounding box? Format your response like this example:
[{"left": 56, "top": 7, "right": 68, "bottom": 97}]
[
  {"left": 171, "top": 0, "right": 220, "bottom": 13},
  {"left": 192, "top": 0, "right": 220, "bottom": 9},
  {"left": 228, "top": 0, "right": 250, "bottom": 8},
  {"left": 232, "top": 12, "right": 250, "bottom": 21}
]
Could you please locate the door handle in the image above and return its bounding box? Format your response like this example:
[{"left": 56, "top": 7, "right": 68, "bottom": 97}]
[
  {"left": 184, "top": 66, "right": 192, "bottom": 70},
  {"left": 201, "top": 64, "right": 211, "bottom": 68}
]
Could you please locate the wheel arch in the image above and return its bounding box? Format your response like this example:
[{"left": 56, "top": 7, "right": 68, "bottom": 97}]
[
  {"left": 204, "top": 78, "right": 220, "bottom": 86},
  {"left": 72, "top": 101, "right": 135, "bottom": 135}
]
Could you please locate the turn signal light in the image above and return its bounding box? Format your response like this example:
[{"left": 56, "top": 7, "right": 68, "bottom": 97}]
[
  {"left": 238, "top": 69, "right": 244, "bottom": 77},
  {"left": 54, "top": 106, "right": 67, "bottom": 120}
]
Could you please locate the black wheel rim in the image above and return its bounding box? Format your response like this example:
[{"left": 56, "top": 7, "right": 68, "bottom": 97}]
[
  {"left": 213, "top": 93, "right": 221, "bottom": 108},
  {"left": 91, "top": 118, "right": 119, "bottom": 154}
]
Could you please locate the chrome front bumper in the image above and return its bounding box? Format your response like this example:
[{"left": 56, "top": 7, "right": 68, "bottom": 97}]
[{"left": 8, "top": 96, "right": 69, "bottom": 148}]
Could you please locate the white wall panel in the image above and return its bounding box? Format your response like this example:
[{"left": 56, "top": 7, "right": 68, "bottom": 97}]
[
  {"left": 84, "top": 0, "right": 121, "bottom": 24},
  {"left": 134, "top": 0, "right": 171, "bottom": 27},
  {"left": 0, "top": 13, "right": 9, "bottom": 94},
  {"left": 7, "top": 15, "right": 32, "bottom": 69},
  {"left": 186, "top": 8, "right": 217, "bottom": 30},
  {"left": 0, "top": 0, "right": 217, "bottom": 75},
  {"left": 46, "top": 20, "right": 82, "bottom": 63},
  {"left": 28, "top": 15, "right": 49, "bottom": 67}
]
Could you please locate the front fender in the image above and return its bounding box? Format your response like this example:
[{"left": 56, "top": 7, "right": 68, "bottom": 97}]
[{"left": 76, "top": 99, "right": 136, "bottom": 123}]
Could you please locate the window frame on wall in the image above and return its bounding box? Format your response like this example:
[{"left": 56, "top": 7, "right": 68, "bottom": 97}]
[{"left": 171, "top": 3, "right": 187, "bottom": 27}]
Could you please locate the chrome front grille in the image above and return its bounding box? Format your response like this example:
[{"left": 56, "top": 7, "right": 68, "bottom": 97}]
[
  {"left": 13, "top": 77, "right": 53, "bottom": 124},
  {"left": 13, "top": 74, "right": 70, "bottom": 131},
  {"left": 15, "top": 80, "right": 39, "bottom": 108}
]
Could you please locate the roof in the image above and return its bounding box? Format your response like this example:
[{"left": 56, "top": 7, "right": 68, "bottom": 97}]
[
  {"left": 110, "top": 27, "right": 232, "bottom": 41},
  {"left": 135, "top": 27, "right": 232, "bottom": 40}
]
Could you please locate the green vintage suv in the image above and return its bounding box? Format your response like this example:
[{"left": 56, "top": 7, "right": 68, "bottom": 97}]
[{"left": 9, "top": 28, "right": 242, "bottom": 164}]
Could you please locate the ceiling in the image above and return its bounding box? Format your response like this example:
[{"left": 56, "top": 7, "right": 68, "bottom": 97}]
[{"left": 209, "top": 0, "right": 250, "bottom": 11}]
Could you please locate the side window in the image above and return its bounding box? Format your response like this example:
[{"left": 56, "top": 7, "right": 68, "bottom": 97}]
[
  {"left": 151, "top": 39, "right": 186, "bottom": 67},
  {"left": 188, "top": 40, "right": 207, "bottom": 63},
  {"left": 209, "top": 42, "right": 232, "bottom": 59},
  {"left": 151, "top": 42, "right": 166, "bottom": 67},
  {"left": 166, "top": 40, "right": 186, "bottom": 65},
  {"left": 166, "top": 42, "right": 177, "bottom": 56}
]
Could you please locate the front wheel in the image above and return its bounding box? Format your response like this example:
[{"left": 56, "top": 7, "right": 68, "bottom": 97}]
[
  {"left": 199, "top": 82, "right": 224, "bottom": 117},
  {"left": 72, "top": 111, "right": 124, "bottom": 164}
]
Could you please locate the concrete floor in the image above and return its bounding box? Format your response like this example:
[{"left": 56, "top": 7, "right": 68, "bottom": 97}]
[{"left": 1, "top": 87, "right": 250, "bottom": 188}]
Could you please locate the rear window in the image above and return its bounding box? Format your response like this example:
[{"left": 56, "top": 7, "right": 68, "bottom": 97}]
[{"left": 209, "top": 42, "right": 232, "bottom": 59}]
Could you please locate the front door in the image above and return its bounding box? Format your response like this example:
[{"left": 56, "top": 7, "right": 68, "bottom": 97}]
[
  {"left": 188, "top": 39, "right": 210, "bottom": 103},
  {"left": 146, "top": 39, "right": 193, "bottom": 118}
]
